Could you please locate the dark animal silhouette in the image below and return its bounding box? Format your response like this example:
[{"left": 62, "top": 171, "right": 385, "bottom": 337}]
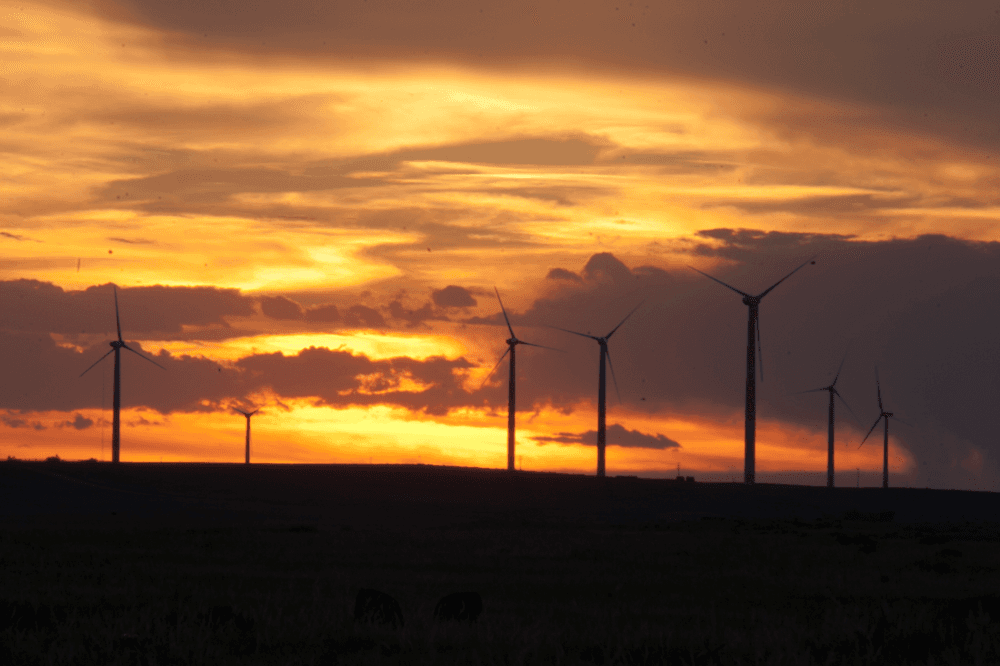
[
  {"left": 354, "top": 588, "right": 404, "bottom": 627},
  {"left": 434, "top": 591, "right": 483, "bottom": 622}
]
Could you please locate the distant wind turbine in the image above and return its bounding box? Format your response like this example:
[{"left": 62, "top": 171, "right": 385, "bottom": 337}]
[
  {"left": 860, "top": 366, "right": 910, "bottom": 489},
  {"left": 80, "top": 286, "right": 165, "bottom": 463},
  {"left": 690, "top": 258, "right": 814, "bottom": 484},
  {"left": 551, "top": 303, "right": 641, "bottom": 477},
  {"left": 799, "top": 355, "right": 860, "bottom": 488},
  {"left": 483, "top": 288, "right": 561, "bottom": 472},
  {"left": 234, "top": 407, "right": 259, "bottom": 464}
]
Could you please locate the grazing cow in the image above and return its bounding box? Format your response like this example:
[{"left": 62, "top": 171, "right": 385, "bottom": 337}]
[
  {"left": 354, "top": 588, "right": 404, "bottom": 627},
  {"left": 434, "top": 592, "right": 483, "bottom": 622}
]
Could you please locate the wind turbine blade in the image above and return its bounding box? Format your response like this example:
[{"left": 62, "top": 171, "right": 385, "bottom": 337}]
[
  {"left": 832, "top": 388, "right": 863, "bottom": 427},
  {"left": 756, "top": 312, "right": 763, "bottom": 382},
  {"left": 113, "top": 286, "right": 123, "bottom": 342},
  {"left": 688, "top": 266, "right": 751, "bottom": 298},
  {"left": 796, "top": 386, "right": 830, "bottom": 394},
  {"left": 875, "top": 365, "right": 883, "bottom": 412},
  {"left": 79, "top": 348, "right": 115, "bottom": 377},
  {"left": 605, "top": 302, "right": 643, "bottom": 339},
  {"left": 832, "top": 353, "right": 847, "bottom": 387},
  {"left": 756, "top": 256, "right": 816, "bottom": 299},
  {"left": 122, "top": 343, "right": 166, "bottom": 370},
  {"left": 606, "top": 348, "right": 622, "bottom": 404},
  {"left": 859, "top": 416, "right": 883, "bottom": 447},
  {"left": 494, "top": 287, "right": 516, "bottom": 338},
  {"left": 480, "top": 347, "right": 511, "bottom": 389},
  {"left": 518, "top": 341, "right": 565, "bottom": 352},
  {"left": 893, "top": 416, "right": 916, "bottom": 428},
  {"left": 548, "top": 325, "right": 600, "bottom": 341},
  {"left": 249, "top": 409, "right": 259, "bottom": 416},
  {"left": 234, "top": 407, "right": 249, "bottom": 416}
]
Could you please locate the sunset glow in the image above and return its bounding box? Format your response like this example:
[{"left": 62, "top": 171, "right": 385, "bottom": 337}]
[{"left": 4, "top": 0, "right": 1000, "bottom": 490}]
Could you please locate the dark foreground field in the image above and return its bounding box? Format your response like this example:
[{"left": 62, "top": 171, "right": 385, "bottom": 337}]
[{"left": 2, "top": 461, "right": 1000, "bottom": 664}]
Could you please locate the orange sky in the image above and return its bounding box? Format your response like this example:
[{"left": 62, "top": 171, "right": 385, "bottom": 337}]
[{"left": 3, "top": 1, "right": 1000, "bottom": 489}]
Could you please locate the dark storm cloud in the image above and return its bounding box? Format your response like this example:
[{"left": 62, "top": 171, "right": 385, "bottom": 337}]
[
  {"left": 83, "top": 1, "right": 1000, "bottom": 152},
  {"left": 431, "top": 286, "right": 477, "bottom": 309},
  {"left": 534, "top": 423, "right": 681, "bottom": 450},
  {"left": 260, "top": 295, "right": 304, "bottom": 320},
  {"left": 0, "top": 280, "right": 254, "bottom": 336},
  {"left": 493, "top": 233, "right": 1000, "bottom": 491}
]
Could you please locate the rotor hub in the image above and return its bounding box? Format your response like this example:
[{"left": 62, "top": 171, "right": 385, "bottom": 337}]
[
  {"left": 110, "top": 340, "right": 123, "bottom": 349},
  {"left": 507, "top": 338, "right": 517, "bottom": 346}
]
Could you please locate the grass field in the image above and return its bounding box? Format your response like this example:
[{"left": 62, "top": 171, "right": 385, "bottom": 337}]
[{"left": 2, "top": 461, "right": 1000, "bottom": 664}]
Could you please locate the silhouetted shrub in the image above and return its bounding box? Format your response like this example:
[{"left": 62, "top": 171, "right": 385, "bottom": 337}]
[
  {"left": 354, "top": 588, "right": 404, "bottom": 627},
  {"left": 45, "top": 455, "right": 61, "bottom": 463}
]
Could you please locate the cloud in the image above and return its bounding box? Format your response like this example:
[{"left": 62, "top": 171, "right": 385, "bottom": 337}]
[
  {"left": 304, "top": 304, "right": 340, "bottom": 323},
  {"left": 534, "top": 423, "right": 681, "bottom": 450},
  {"left": 1, "top": 412, "right": 46, "bottom": 430},
  {"left": 342, "top": 305, "right": 386, "bottom": 328},
  {"left": 60, "top": 414, "right": 94, "bottom": 430},
  {"left": 260, "top": 295, "right": 304, "bottom": 320},
  {"left": 0, "top": 280, "right": 255, "bottom": 337},
  {"left": 546, "top": 268, "right": 582, "bottom": 282},
  {"left": 75, "top": 1, "right": 1000, "bottom": 155},
  {"left": 581, "top": 252, "right": 634, "bottom": 284},
  {"left": 431, "top": 285, "right": 477, "bottom": 308},
  {"left": 388, "top": 300, "right": 440, "bottom": 327}
]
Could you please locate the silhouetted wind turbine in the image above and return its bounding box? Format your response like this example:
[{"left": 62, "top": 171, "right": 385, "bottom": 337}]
[
  {"left": 860, "top": 366, "right": 909, "bottom": 489},
  {"left": 483, "top": 288, "right": 561, "bottom": 472},
  {"left": 79, "top": 286, "right": 165, "bottom": 463},
  {"left": 234, "top": 407, "right": 259, "bottom": 464},
  {"left": 551, "top": 303, "right": 641, "bottom": 477},
  {"left": 799, "top": 355, "right": 859, "bottom": 488},
  {"left": 690, "top": 257, "right": 814, "bottom": 484}
]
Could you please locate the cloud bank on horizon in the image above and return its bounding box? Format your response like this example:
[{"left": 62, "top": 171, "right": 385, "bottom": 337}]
[{"left": 2, "top": 1, "right": 999, "bottom": 489}]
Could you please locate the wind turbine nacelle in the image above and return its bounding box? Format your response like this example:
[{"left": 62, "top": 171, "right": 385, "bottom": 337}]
[{"left": 506, "top": 338, "right": 516, "bottom": 346}]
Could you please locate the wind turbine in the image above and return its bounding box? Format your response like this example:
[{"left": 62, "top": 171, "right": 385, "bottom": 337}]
[
  {"left": 551, "top": 303, "right": 641, "bottom": 477},
  {"left": 860, "top": 366, "right": 908, "bottom": 489},
  {"left": 79, "top": 286, "right": 165, "bottom": 463},
  {"left": 690, "top": 258, "right": 814, "bottom": 484},
  {"left": 233, "top": 407, "right": 259, "bottom": 464},
  {"left": 799, "top": 355, "right": 859, "bottom": 488},
  {"left": 483, "top": 288, "right": 561, "bottom": 472}
]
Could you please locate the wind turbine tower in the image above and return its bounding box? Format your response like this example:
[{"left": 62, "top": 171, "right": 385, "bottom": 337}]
[
  {"left": 690, "top": 258, "right": 814, "bottom": 484},
  {"left": 234, "top": 407, "right": 259, "bottom": 464},
  {"left": 800, "top": 355, "right": 858, "bottom": 488},
  {"left": 552, "top": 303, "right": 641, "bottom": 477},
  {"left": 485, "top": 288, "right": 560, "bottom": 471},
  {"left": 80, "top": 286, "right": 165, "bottom": 463}
]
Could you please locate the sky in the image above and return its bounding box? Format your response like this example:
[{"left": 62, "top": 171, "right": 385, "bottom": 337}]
[{"left": 3, "top": 0, "right": 1000, "bottom": 490}]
